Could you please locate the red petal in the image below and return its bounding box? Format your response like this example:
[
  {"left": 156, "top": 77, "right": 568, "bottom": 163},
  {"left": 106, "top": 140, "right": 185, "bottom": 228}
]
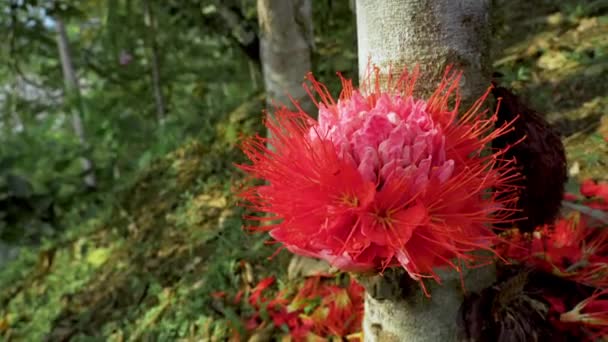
[
  {"left": 544, "top": 295, "right": 567, "bottom": 313},
  {"left": 581, "top": 179, "right": 600, "bottom": 197},
  {"left": 391, "top": 202, "right": 428, "bottom": 243},
  {"left": 249, "top": 276, "right": 275, "bottom": 305}
]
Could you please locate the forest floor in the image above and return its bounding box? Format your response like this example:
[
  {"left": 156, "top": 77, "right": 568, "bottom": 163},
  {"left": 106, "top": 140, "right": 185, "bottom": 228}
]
[
  {"left": 493, "top": 0, "right": 608, "bottom": 181},
  {"left": 1, "top": 1, "right": 607, "bottom": 341}
]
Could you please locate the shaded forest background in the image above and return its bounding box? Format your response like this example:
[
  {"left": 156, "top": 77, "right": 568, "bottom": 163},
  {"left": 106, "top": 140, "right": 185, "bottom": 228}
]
[{"left": 0, "top": 0, "right": 607, "bottom": 340}]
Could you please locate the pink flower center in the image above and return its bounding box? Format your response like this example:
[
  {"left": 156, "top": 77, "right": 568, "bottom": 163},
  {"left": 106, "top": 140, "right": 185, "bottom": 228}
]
[{"left": 311, "top": 91, "right": 454, "bottom": 192}]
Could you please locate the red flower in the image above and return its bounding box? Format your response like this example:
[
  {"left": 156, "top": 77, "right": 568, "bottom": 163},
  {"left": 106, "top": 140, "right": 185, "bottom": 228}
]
[
  {"left": 322, "top": 280, "right": 365, "bottom": 336},
  {"left": 249, "top": 276, "right": 275, "bottom": 306},
  {"left": 237, "top": 66, "right": 520, "bottom": 288},
  {"left": 581, "top": 179, "right": 608, "bottom": 200},
  {"left": 235, "top": 274, "right": 364, "bottom": 340},
  {"left": 292, "top": 276, "right": 364, "bottom": 339},
  {"left": 500, "top": 212, "right": 608, "bottom": 289},
  {"left": 560, "top": 290, "right": 608, "bottom": 338},
  {"left": 581, "top": 179, "right": 608, "bottom": 210}
]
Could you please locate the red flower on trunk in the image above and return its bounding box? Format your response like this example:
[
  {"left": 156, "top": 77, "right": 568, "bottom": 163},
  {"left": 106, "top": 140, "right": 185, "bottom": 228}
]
[
  {"left": 581, "top": 179, "right": 608, "bottom": 210},
  {"left": 560, "top": 290, "right": 608, "bottom": 339},
  {"left": 499, "top": 211, "right": 608, "bottom": 289},
  {"left": 237, "top": 66, "right": 520, "bottom": 287}
]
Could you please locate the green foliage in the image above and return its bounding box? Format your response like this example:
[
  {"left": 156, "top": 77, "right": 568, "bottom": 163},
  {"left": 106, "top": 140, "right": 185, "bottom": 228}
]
[
  {"left": 0, "top": 0, "right": 265, "bottom": 247},
  {"left": 0, "top": 1, "right": 280, "bottom": 337},
  {"left": 312, "top": 0, "right": 357, "bottom": 90},
  {"left": 0, "top": 0, "right": 355, "bottom": 249},
  {"left": 0, "top": 116, "right": 279, "bottom": 339}
]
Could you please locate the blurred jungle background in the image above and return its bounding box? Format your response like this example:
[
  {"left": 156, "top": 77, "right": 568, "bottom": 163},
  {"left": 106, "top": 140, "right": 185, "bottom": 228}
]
[{"left": 0, "top": 0, "right": 607, "bottom": 340}]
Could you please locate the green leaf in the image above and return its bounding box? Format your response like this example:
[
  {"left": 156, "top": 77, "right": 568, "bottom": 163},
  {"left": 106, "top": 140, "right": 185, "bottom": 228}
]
[
  {"left": 86, "top": 247, "right": 111, "bottom": 267},
  {"left": 6, "top": 174, "right": 33, "bottom": 198}
]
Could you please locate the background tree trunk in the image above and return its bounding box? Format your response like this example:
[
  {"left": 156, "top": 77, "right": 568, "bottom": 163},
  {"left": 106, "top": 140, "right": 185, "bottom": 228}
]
[
  {"left": 257, "top": 0, "right": 314, "bottom": 115},
  {"left": 355, "top": 1, "right": 493, "bottom": 341},
  {"left": 142, "top": 0, "right": 166, "bottom": 123},
  {"left": 55, "top": 17, "right": 97, "bottom": 189}
]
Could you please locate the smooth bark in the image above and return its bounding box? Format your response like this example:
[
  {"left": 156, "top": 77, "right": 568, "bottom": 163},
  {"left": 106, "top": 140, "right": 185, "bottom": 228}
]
[
  {"left": 356, "top": 1, "right": 493, "bottom": 341},
  {"left": 142, "top": 0, "right": 166, "bottom": 123},
  {"left": 357, "top": 0, "right": 491, "bottom": 101},
  {"left": 257, "top": 0, "right": 314, "bottom": 114},
  {"left": 56, "top": 17, "right": 96, "bottom": 189}
]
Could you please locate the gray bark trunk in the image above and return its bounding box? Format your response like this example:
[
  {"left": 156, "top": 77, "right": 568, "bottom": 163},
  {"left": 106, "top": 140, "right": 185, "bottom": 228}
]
[
  {"left": 355, "top": 1, "right": 493, "bottom": 341},
  {"left": 357, "top": 0, "right": 491, "bottom": 101},
  {"left": 56, "top": 18, "right": 96, "bottom": 189},
  {"left": 257, "top": 0, "right": 314, "bottom": 114},
  {"left": 142, "top": 0, "right": 166, "bottom": 123},
  {"left": 249, "top": 60, "right": 260, "bottom": 90},
  {"left": 3, "top": 81, "right": 24, "bottom": 134}
]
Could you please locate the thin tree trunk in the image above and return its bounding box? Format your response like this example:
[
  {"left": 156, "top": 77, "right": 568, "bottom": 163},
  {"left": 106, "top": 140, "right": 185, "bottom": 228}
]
[
  {"left": 2, "top": 92, "right": 12, "bottom": 137},
  {"left": 257, "top": 0, "right": 314, "bottom": 115},
  {"left": 4, "top": 81, "right": 24, "bottom": 134},
  {"left": 350, "top": 0, "right": 358, "bottom": 83},
  {"left": 248, "top": 60, "right": 259, "bottom": 90},
  {"left": 10, "top": 94, "right": 23, "bottom": 134},
  {"left": 216, "top": 2, "right": 257, "bottom": 50},
  {"left": 142, "top": 0, "right": 166, "bottom": 123},
  {"left": 56, "top": 17, "right": 96, "bottom": 189},
  {"left": 356, "top": 1, "right": 493, "bottom": 341}
]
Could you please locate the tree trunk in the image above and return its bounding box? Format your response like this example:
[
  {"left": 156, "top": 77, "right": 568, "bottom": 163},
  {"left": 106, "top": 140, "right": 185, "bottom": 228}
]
[
  {"left": 55, "top": 17, "right": 97, "bottom": 189},
  {"left": 142, "top": 0, "right": 166, "bottom": 123},
  {"left": 357, "top": 0, "right": 491, "bottom": 101},
  {"left": 249, "top": 60, "right": 260, "bottom": 90},
  {"left": 349, "top": 0, "right": 358, "bottom": 83},
  {"left": 4, "top": 81, "right": 24, "bottom": 135},
  {"left": 355, "top": 1, "right": 493, "bottom": 341},
  {"left": 257, "top": 0, "right": 314, "bottom": 114}
]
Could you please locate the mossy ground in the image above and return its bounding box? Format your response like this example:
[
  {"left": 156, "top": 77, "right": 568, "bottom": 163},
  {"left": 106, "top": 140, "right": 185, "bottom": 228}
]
[
  {"left": 493, "top": 0, "right": 608, "bottom": 181},
  {"left": 0, "top": 94, "right": 288, "bottom": 341},
  {"left": 1, "top": 1, "right": 607, "bottom": 341}
]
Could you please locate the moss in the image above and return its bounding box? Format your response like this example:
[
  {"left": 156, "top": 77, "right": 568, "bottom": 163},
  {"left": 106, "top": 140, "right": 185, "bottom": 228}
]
[
  {"left": 0, "top": 95, "right": 282, "bottom": 340},
  {"left": 493, "top": 0, "right": 608, "bottom": 181}
]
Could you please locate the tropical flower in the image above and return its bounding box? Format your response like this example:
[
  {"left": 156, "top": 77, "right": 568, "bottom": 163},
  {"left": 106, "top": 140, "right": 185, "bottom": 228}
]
[
  {"left": 238, "top": 66, "right": 520, "bottom": 289},
  {"left": 499, "top": 208, "right": 608, "bottom": 289},
  {"left": 227, "top": 274, "right": 364, "bottom": 341},
  {"left": 580, "top": 179, "right": 608, "bottom": 210},
  {"left": 493, "top": 180, "right": 608, "bottom": 340},
  {"left": 560, "top": 289, "right": 608, "bottom": 339}
]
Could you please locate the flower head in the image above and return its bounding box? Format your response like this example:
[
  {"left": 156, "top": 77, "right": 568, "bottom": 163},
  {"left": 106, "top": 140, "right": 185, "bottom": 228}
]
[
  {"left": 581, "top": 179, "right": 608, "bottom": 210},
  {"left": 500, "top": 211, "right": 608, "bottom": 289},
  {"left": 238, "top": 66, "right": 519, "bottom": 286},
  {"left": 560, "top": 289, "right": 608, "bottom": 339}
]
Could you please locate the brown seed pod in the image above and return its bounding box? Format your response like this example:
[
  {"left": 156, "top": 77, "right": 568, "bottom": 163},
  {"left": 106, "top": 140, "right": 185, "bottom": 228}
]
[
  {"left": 491, "top": 86, "right": 567, "bottom": 232},
  {"left": 458, "top": 268, "right": 592, "bottom": 342}
]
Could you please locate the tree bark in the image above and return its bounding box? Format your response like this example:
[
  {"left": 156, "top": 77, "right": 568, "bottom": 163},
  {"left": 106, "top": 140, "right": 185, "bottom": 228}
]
[
  {"left": 215, "top": 1, "right": 261, "bottom": 66},
  {"left": 55, "top": 17, "right": 96, "bottom": 189},
  {"left": 357, "top": 0, "right": 491, "bottom": 101},
  {"left": 142, "top": 0, "right": 166, "bottom": 123},
  {"left": 355, "top": 1, "right": 493, "bottom": 341},
  {"left": 4, "top": 80, "right": 24, "bottom": 134},
  {"left": 257, "top": 0, "right": 314, "bottom": 114}
]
